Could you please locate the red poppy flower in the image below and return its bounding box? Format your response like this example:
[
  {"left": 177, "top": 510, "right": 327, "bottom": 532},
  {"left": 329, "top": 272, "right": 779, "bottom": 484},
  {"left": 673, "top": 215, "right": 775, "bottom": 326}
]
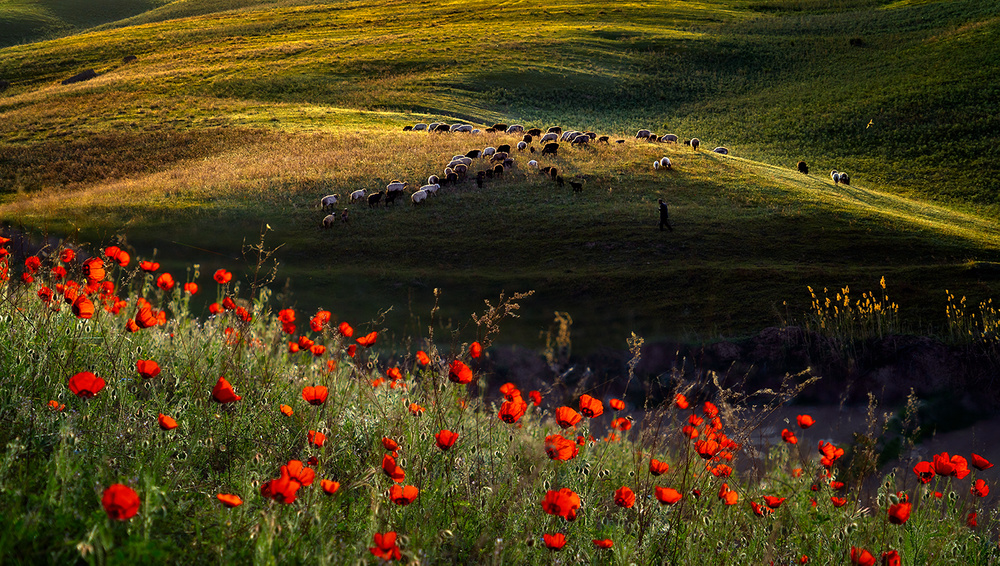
[
  {"left": 68, "top": 371, "right": 106, "bottom": 398},
  {"left": 763, "top": 496, "right": 786, "bottom": 509},
  {"left": 280, "top": 404, "right": 293, "bottom": 416},
  {"left": 382, "top": 454, "right": 405, "bottom": 482},
  {"left": 971, "top": 453, "right": 993, "bottom": 471},
  {"left": 799, "top": 556, "right": 809, "bottom": 564},
  {"left": 913, "top": 461, "right": 934, "bottom": 483},
  {"left": 213, "top": 269, "right": 232, "bottom": 284},
  {"left": 543, "top": 533, "right": 566, "bottom": 550},
  {"left": 158, "top": 413, "right": 178, "bottom": 430},
  {"left": 139, "top": 261, "right": 159, "bottom": 272},
  {"left": 415, "top": 350, "right": 430, "bottom": 366},
  {"left": 541, "top": 488, "right": 581, "bottom": 521},
  {"left": 321, "top": 479, "right": 340, "bottom": 495},
  {"left": 499, "top": 382, "right": 519, "bottom": 400},
  {"left": 579, "top": 394, "right": 603, "bottom": 418},
  {"left": 356, "top": 331, "right": 377, "bottom": 348},
  {"left": 612, "top": 417, "right": 632, "bottom": 431},
  {"left": 302, "top": 385, "right": 328, "bottom": 405},
  {"left": 288, "top": 342, "right": 300, "bottom": 353},
  {"left": 529, "top": 390, "right": 542, "bottom": 406},
  {"left": 972, "top": 479, "right": 989, "bottom": 498},
  {"left": 750, "top": 501, "right": 772, "bottom": 516},
  {"left": 60, "top": 249, "right": 76, "bottom": 263},
  {"left": 469, "top": 341, "right": 483, "bottom": 358},
  {"left": 695, "top": 439, "right": 721, "bottom": 460},
  {"left": 382, "top": 437, "right": 399, "bottom": 452},
  {"left": 235, "top": 306, "right": 252, "bottom": 323},
  {"left": 709, "top": 464, "right": 733, "bottom": 477},
  {"left": 448, "top": 360, "right": 473, "bottom": 384},
  {"left": 555, "top": 406, "right": 583, "bottom": 428},
  {"left": 655, "top": 486, "right": 682, "bottom": 505},
  {"left": 369, "top": 531, "right": 402, "bottom": 561},
  {"left": 308, "top": 430, "right": 326, "bottom": 447},
  {"left": 718, "top": 483, "right": 739, "bottom": 505},
  {"left": 967, "top": 511, "right": 978, "bottom": 528},
  {"left": 335, "top": 321, "right": 354, "bottom": 338},
  {"left": 105, "top": 246, "right": 130, "bottom": 267},
  {"left": 850, "top": 547, "right": 875, "bottom": 566},
  {"left": 593, "top": 539, "right": 613, "bottom": 549},
  {"left": 881, "top": 550, "right": 901, "bottom": 566},
  {"left": 211, "top": 376, "right": 241, "bottom": 404},
  {"left": 346, "top": 344, "right": 357, "bottom": 358},
  {"left": 283, "top": 460, "right": 315, "bottom": 486},
  {"left": 407, "top": 403, "right": 424, "bottom": 416},
  {"left": 499, "top": 396, "right": 527, "bottom": 423},
  {"left": 181, "top": 282, "right": 197, "bottom": 295},
  {"left": 781, "top": 428, "right": 798, "bottom": 444},
  {"left": 260, "top": 467, "right": 301, "bottom": 504},
  {"left": 102, "top": 484, "right": 140, "bottom": 520},
  {"left": 209, "top": 302, "right": 222, "bottom": 315},
  {"left": 818, "top": 441, "right": 844, "bottom": 467},
  {"left": 545, "top": 434, "right": 579, "bottom": 461},
  {"left": 217, "top": 493, "right": 242, "bottom": 507},
  {"left": 614, "top": 486, "right": 635, "bottom": 508},
  {"left": 135, "top": 305, "right": 158, "bottom": 329},
  {"left": 23, "top": 256, "right": 41, "bottom": 273},
  {"left": 649, "top": 458, "right": 669, "bottom": 476},
  {"left": 435, "top": 429, "right": 459, "bottom": 450},
  {"left": 136, "top": 360, "right": 161, "bottom": 379},
  {"left": 797, "top": 414, "right": 816, "bottom": 429},
  {"left": 674, "top": 393, "right": 689, "bottom": 409},
  {"left": 125, "top": 318, "right": 140, "bottom": 332},
  {"left": 297, "top": 336, "right": 313, "bottom": 350},
  {"left": 390, "top": 484, "right": 419, "bottom": 505},
  {"left": 887, "top": 500, "right": 911, "bottom": 524},
  {"left": 277, "top": 308, "right": 295, "bottom": 324},
  {"left": 703, "top": 401, "right": 719, "bottom": 417},
  {"left": 221, "top": 297, "right": 236, "bottom": 311},
  {"left": 48, "top": 400, "right": 65, "bottom": 411},
  {"left": 830, "top": 497, "right": 848, "bottom": 508},
  {"left": 386, "top": 367, "right": 403, "bottom": 381},
  {"left": 72, "top": 295, "right": 95, "bottom": 319},
  {"left": 933, "top": 452, "right": 970, "bottom": 479},
  {"left": 309, "top": 344, "right": 325, "bottom": 356}
]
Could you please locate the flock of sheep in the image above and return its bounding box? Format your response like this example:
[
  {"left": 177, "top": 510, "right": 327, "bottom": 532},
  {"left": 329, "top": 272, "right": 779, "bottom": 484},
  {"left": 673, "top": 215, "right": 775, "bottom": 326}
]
[{"left": 317, "top": 122, "right": 849, "bottom": 227}]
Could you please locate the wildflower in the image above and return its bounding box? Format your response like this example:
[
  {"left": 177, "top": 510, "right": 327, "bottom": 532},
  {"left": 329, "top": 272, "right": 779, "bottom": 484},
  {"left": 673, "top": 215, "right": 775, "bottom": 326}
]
[
  {"left": 649, "top": 458, "right": 669, "bottom": 476},
  {"left": 499, "top": 382, "right": 520, "bottom": 400},
  {"left": 382, "top": 437, "right": 399, "bottom": 452},
  {"left": 136, "top": 360, "right": 161, "bottom": 379},
  {"left": 47, "top": 400, "right": 65, "bottom": 411},
  {"left": 718, "top": 483, "right": 738, "bottom": 505},
  {"left": 972, "top": 479, "right": 989, "bottom": 498},
  {"left": 612, "top": 417, "right": 632, "bottom": 431},
  {"left": 850, "top": 547, "right": 875, "bottom": 566},
  {"left": 209, "top": 302, "right": 222, "bottom": 315},
  {"left": 541, "top": 488, "right": 581, "bottom": 521},
  {"left": 830, "top": 481, "right": 845, "bottom": 491},
  {"left": 763, "top": 496, "right": 786, "bottom": 509},
  {"left": 881, "top": 550, "right": 901, "bottom": 566},
  {"left": 799, "top": 555, "right": 809, "bottom": 564},
  {"left": 469, "top": 341, "right": 483, "bottom": 358},
  {"left": 913, "top": 461, "right": 934, "bottom": 483},
  {"left": 448, "top": 360, "right": 473, "bottom": 384},
  {"left": 369, "top": 532, "right": 402, "bottom": 561},
  {"left": 415, "top": 350, "right": 430, "bottom": 366},
  {"left": 288, "top": 342, "right": 300, "bottom": 354},
  {"left": 579, "top": 394, "right": 603, "bottom": 418},
  {"left": 158, "top": 414, "right": 178, "bottom": 430},
  {"left": 279, "top": 404, "right": 293, "bottom": 416},
  {"left": 105, "top": 246, "right": 130, "bottom": 267},
  {"left": 543, "top": 533, "right": 566, "bottom": 550},
  {"left": 72, "top": 295, "right": 95, "bottom": 319},
  {"left": 309, "top": 310, "right": 330, "bottom": 332},
  {"left": 211, "top": 377, "right": 241, "bottom": 403},
  {"left": 971, "top": 453, "right": 993, "bottom": 471},
  {"left": 102, "top": 484, "right": 140, "bottom": 520},
  {"left": 681, "top": 425, "right": 699, "bottom": 439},
  {"left": 555, "top": 407, "right": 583, "bottom": 428},
  {"left": 703, "top": 401, "right": 719, "bottom": 418},
  {"left": 709, "top": 464, "right": 733, "bottom": 477},
  {"left": 408, "top": 403, "right": 424, "bottom": 416},
  {"left": 183, "top": 282, "right": 198, "bottom": 294},
  {"left": 236, "top": 306, "right": 253, "bottom": 323},
  {"left": 222, "top": 296, "right": 236, "bottom": 310},
  {"left": 156, "top": 272, "right": 175, "bottom": 291},
  {"left": 750, "top": 501, "right": 772, "bottom": 516},
  {"left": 321, "top": 480, "right": 340, "bottom": 495},
  {"left": 797, "top": 414, "right": 816, "bottom": 429},
  {"left": 337, "top": 321, "right": 354, "bottom": 338},
  {"left": 301, "top": 385, "right": 328, "bottom": 405},
  {"left": 356, "top": 331, "right": 378, "bottom": 348},
  {"left": 831, "top": 497, "right": 848, "bottom": 508},
  {"left": 674, "top": 393, "right": 689, "bottom": 409},
  {"left": 544, "top": 434, "right": 579, "bottom": 461},
  {"left": 781, "top": 428, "right": 798, "bottom": 444},
  {"left": 60, "top": 249, "right": 76, "bottom": 263},
  {"left": 529, "top": 390, "right": 542, "bottom": 406},
  {"left": 68, "top": 371, "right": 106, "bottom": 398},
  {"left": 217, "top": 494, "right": 242, "bottom": 507},
  {"left": 818, "top": 441, "right": 844, "bottom": 467},
  {"left": 967, "top": 511, "right": 978, "bottom": 528},
  {"left": 387, "top": 367, "right": 403, "bottom": 381},
  {"left": 791, "top": 468, "right": 803, "bottom": 478},
  {"left": 346, "top": 344, "right": 357, "bottom": 357},
  {"left": 887, "top": 500, "right": 911, "bottom": 524},
  {"left": 933, "top": 452, "right": 970, "bottom": 479},
  {"left": 140, "top": 260, "right": 159, "bottom": 272},
  {"left": 499, "top": 396, "right": 527, "bottom": 423},
  {"left": 308, "top": 430, "right": 326, "bottom": 447},
  {"left": 694, "top": 439, "right": 721, "bottom": 460},
  {"left": 593, "top": 539, "right": 613, "bottom": 549},
  {"left": 655, "top": 486, "right": 682, "bottom": 505},
  {"left": 614, "top": 486, "right": 635, "bottom": 508},
  {"left": 382, "top": 454, "right": 405, "bottom": 482},
  {"left": 390, "top": 484, "right": 419, "bottom": 505},
  {"left": 435, "top": 429, "right": 459, "bottom": 450},
  {"left": 213, "top": 269, "right": 232, "bottom": 284}
]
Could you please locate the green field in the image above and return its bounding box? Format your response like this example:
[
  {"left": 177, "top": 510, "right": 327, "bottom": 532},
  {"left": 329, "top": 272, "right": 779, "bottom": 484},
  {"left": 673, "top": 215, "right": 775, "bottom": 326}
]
[{"left": 2, "top": 0, "right": 1000, "bottom": 349}]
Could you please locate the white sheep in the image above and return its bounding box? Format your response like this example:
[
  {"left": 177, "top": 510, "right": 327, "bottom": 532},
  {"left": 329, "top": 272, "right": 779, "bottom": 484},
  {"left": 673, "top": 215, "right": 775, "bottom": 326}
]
[
  {"left": 831, "top": 170, "right": 840, "bottom": 184},
  {"left": 561, "top": 131, "right": 580, "bottom": 142},
  {"left": 451, "top": 124, "right": 473, "bottom": 133},
  {"left": 517, "top": 141, "right": 527, "bottom": 151},
  {"left": 411, "top": 189, "right": 428, "bottom": 204},
  {"left": 527, "top": 160, "right": 539, "bottom": 168},
  {"left": 653, "top": 160, "right": 661, "bottom": 170},
  {"left": 320, "top": 194, "right": 339, "bottom": 210},
  {"left": 660, "top": 157, "right": 672, "bottom": 169},
  {"left": 421, "top": 183, "right": 440, "bottom": 195},
  {"left": 413, "top": 123, "right": 428, "bottom": 131},
  {"left": 506, "top": 124, "right": 524, "bottom": 134},
  {"left": 350, "top": 189, "right": 365, "bottom": 202},
  {"left": 539, "top": 132, "right": 558, "bottom": 143},
  {"left": 571, "top": 135, "right": 589, "bottom": 146},
  {"left": 428, "top": 123, "right": 440, "bottom": 131},
  {"left": 472, "top": 129, "right": 481, "bottom": 134},
  {"left": 454, "top": 164, "right": 468, "bottom": 175},
  {"left": 444, "top": 166, "right": 454, "bottom": 177},
  {"left": 322, "top": 214, "right": 336, "bottom": 228},
  {"left": 660, "top": 134, "right": 678, "bottom": 142},
  {"left": 713, "top": 147, "right": 729, "bottom": 155},
  {"left": 386, "top": 181, "right": 408, "bottom": 193},
  {"left": 428, "top": 174, "right": 439, "bottom": 185},
  {"left": 636, "top": 129, "right": 651, "bottom": 139},
  {"left": 482, "top": 147, "right": 496, "bottom": 157}
]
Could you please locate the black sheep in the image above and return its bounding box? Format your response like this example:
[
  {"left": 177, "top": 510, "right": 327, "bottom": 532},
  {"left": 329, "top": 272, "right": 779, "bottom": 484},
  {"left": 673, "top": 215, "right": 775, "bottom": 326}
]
[
  {"left": 446, "top": 172, "right": 458, "bottom": 185},
  {"left": 492, "top": 123, "right": 508, "bottom": 131},
  {"left": 547, "top": 126, "right": 562, "bottom": 134},
  {"left": 797, "top": 161, "right": 809, "bottom": 174},
  {"left": 466, "top": 149, "right": 482, "bottom": 159},
  {"left": 384, "top": 190, "right": 401, "bottom": 206},
  {"left": 541, "top": 142, "right": 559, "bottom": 155},
  {"left": 434, "top": 124, "right": 450, "bottom": 132},
  {"left": 402, "top": 125, "right": 413, "bottom": 131},
  {"left": 570, "top": 180, "right": 583, "bottom": 192},
  {"left": 556, "top": 175, "right": 564, "bottom": 187},
  {"left": 368, "top": 191, "right": 384, "bottom": 208},
  {"left": 597, "top": 136, "right": 609, "bottom": 144},
  {"left": 476, "top": 176, "right": 484, "bottom": 189},
  {"left": 526, "top": 128, "right": 543, "bottom": 137},
  {"left": 522, "top": 134, "right": 533, "bottom": 143},
  {"left": 496, "top": 144, "right": 511, "bottom": 154},
  {"left": 493, "top": 164, "right": 504, "bottom": 177}
]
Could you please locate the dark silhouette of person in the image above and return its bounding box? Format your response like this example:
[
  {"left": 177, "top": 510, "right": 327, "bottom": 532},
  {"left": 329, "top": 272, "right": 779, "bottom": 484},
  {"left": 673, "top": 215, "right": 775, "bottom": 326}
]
[{"left": 658, "top": 199, "right": 672, "bottom": 231}]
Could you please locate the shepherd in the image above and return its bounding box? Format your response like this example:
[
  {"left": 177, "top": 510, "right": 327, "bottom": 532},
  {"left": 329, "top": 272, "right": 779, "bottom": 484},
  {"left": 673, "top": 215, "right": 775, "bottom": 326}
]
[{"left": 658, "top": 199, "right": 672, "bottom": 232}]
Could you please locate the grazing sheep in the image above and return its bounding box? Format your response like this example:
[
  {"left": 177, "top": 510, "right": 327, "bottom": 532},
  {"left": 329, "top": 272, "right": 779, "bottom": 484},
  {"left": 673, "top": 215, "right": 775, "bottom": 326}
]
[
  {"left": 421, "top": 183, "right": 440, "bottom": 195},
  {"left": 522, "top": 134, "right": 533, "bottom": 143},
  {"left": 646, "top": 134, "right": 659, "bottom": 143},
  {"left": 322, "top": 214, "right": 336, "bottom": 228},
  {"left": 636, "top": 129, "right": 651, "bottom": 139},
  {"left": 839, "top": 172, "right": 850, "bottom": 185},
  {"left": 496, "top": 144, "right": 511, "bottom": 154},
  {"left": 350, "top": 189, "right": 365, "bottom": 203},
  {"left": 547, "top": 126, "right": 563, "bottom": 134},
  {"left": 506, "top": 125, "right": 524, "bottom": 134},
  {"left": 542, "top": 142, "right": 559, "bottom": 155},
  {"left": 585, "top": 132, "right": 597, "bottom": 140},
  {"left": 527, "top": 128, "right": 543, "bottom": 137},
  {"left": 456, "top": 157, "right": 473, "bottom": 166},
  {"left": 556, "top": 175, "right": 564, "bottom": 187},
  {"left": 428, "top": 174, "right": 439, "bottom": 185},
  {"left": 483, "top": 146, "right": 497, "bottom": 157},
  {"left": 571, "top": 135, "right": 590, "bottom": 146},
  {"left": 446, "top": 172, "right": 458, "bottom": 185},
  {"left": 713, "top": 147, "right": 729, "bottom": 155},
  {"left": 484, "top": 169, "right": 493, "bottom": 179},
  {"left": 517, "top": 141, "right": 527, "bottom": 151},
  {"left": 402, "top": 125, "right": 413, "bottom": 131},
  {"left": 690, "top": 138, "right": 700, "bottom": 151},
  {"left": 485, "top": 127, "right": 497, "bottom": 133},
  {"left": 454, "top": 163, "right": 468, "bottom": 176},
  {"left": 493, "top": 164, "right": 504, "bottom": 177},
  {"left": 660, "top": 157, "right": 672, "bottom": 169},
  {"left": 384, "top": 190, "right": 402, "bottom": 206},
  {"left": 503, "top": 157, "right": 514, "bottom": 168},
  {"left": 341, "top": 208, "right": 349, "bottom": 223},
  {"left": 428, "top": 123, "right": 440, "bottom": 131},
  {"left": 489, "top": 151, "right": 509, "bottom": 164},
  {"left": 528, "top": 160, "right": 539, "bottom": 168},
  {"left": 444, "top": 166, "right": 454, "bottom": 177},
  {"left": 451, "top": 124, "right": 473, "bottom": 133},
  {"left": 653, "top": 160, "right": 661, "bottom": 170},
  {"left": 659, "top": 199, "right": 672, "bottom": 231},
  {"left": 570, "top": 180, "right": 583, "bottom": 192},
  {"left": 472, "top": 129, "right": 481, "bottom": 134},
  {"left": 530, "top": 146, "right": 536, "bottom": 153},
  {"left": 597, "top": 136, "right": 609, "bottom": 144},
  {"left": 434, "top": 124, "right": 450, "bottom": 132},
  {"left": 660, "top": 134, "right": 679, "bottom": 143},
  {"left": 320, "top": 194, "right": 339, "bottom": 210},
  {"left": 616, "top": 139, "right": 625, "bottom": 144},
  {"left": 368, "top": 191, "right": 385, "bottom": 208},
  {"left": 539, "top": 132, "right": 558, "bottom": 143},
  {"left": 540, "top": 166, "right": 557, "bottom": 177},
  {"left": 466, "top": 149, "right": 482, "bottom": 159},
  {"left": 561, "top": 131, "right": 580, "bottom": 142},
  {"left": 684, "top": 139, "right": 691, "bottom": 146},
  {"left": 831, "top": 170, "right": 840, "bottom": 184},
  {"left": 797, "top": 161, "right": 809, "bottom": 174},
  {"left": 386, "top": 181, "right": 408, "bottom": 193},
  {"left": 411, "top": 189, "right": 428, "bottom": 204},
  {"left": 413, "top": 123, "right": 428, "bottom": 131},
  {"left": 476, "top": 175, "right": 484, "bottom": 188},
  {"left": 492, "top": 123, "right": 508, "bottom": 131}
]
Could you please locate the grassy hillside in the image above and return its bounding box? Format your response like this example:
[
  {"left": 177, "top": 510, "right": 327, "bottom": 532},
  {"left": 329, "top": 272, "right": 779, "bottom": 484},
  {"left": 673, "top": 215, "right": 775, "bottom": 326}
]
[{"left": 2, "top": 0, "right": 1000, "bottom": 348}]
